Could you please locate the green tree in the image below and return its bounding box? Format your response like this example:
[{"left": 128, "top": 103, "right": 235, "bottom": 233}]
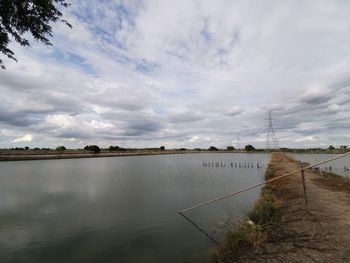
[
  {"left": 328, "top": 145, "right": 335, "bottom": 150},
  {"left": 0, "top": 0, "right": 71, "bottom": 69},
  {"left": 109, "top": 145, "right": 126, "bottom": 152},
  {"left": 84, "top": 145, "right": 101, "bottom": 153},
  {"left": 109, "top": 145, "right": 120, "bottom": 152},
  {"left": 208, "top": 146, "right": 219, "bottom": 151},
  {"left": 245, "top": 144, "right": 255, "bottom": 152},
  {"left": 55, "top": 146, "right": 66, "bottom": 151},
  {"left": 160, "top": 146, "right": 165, "bottom": 151},
  {"left": 226, "top": 146, "right": 235, "bottom": 151}
]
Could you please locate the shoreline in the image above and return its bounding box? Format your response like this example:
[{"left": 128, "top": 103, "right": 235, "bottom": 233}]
[
  {"left": 212, "top": 153, "right": 350, "bottom": 262},
  {"left": 0, "top": 150, "right": 345, "bottom": 162},
  {"left": 0, "top": 150, "right": 252, "bottom": 162}
]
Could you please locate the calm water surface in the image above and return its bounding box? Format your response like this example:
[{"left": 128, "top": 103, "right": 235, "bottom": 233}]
[
  {"left": 288, "top": 153, "right": 350, "bottom": 177},
  {"left": 0, "top": 153, "right": 270, "bottom": 263}
]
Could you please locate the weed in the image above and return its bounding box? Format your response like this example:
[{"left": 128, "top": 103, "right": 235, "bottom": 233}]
[{"left": 210, "top": 159, "right": 279, "bottom": 262}]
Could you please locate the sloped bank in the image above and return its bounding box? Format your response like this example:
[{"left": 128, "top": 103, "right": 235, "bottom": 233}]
[
  {"left": 209, "top": 153, "right": 280, "bottom": 262},
  {"left": 210, "top": 153, "right": 350, "bottom": 262}
]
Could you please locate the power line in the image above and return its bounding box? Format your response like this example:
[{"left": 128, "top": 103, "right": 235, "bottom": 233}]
[{"left": 279, "top": 84, "right": 349, "bottom": 116}]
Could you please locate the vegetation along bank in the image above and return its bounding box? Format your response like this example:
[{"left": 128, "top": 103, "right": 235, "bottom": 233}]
[{"left": 210, "top": 153, "right": 350, "bottom": 262}]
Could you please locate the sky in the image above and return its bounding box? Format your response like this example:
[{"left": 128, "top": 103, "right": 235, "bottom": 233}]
[{"left": 0, "top": 0, "right": 350, "bottom": 149}]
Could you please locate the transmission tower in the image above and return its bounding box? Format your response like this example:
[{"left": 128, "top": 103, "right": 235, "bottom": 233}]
[
  {"left": 265, "top": 110, "right": 279, "bottom": 150},
  {"left": 236, "top": 133, "right": 241, "bottom": 150}
]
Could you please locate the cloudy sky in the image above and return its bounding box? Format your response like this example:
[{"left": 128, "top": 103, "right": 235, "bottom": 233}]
[{"left": 1, "top": 0, "right": 350, "bottom": 149}]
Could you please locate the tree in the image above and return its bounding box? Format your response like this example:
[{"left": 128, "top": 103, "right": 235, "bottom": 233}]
[
  {"left": 109, "top": 145, "right": 120, "bottom": 152},
  {"left": 160, "top": 146, "right": 165, "bottom": 151},
  {"left": 55, "top": 146, "right": 66, "bottom": 151},
  {"left": 226, "top": 146, "right": 235, "bottom": 151},
  {"left": 245, "top": 144, "right": 255, "bottom": 152},
  {"left": 84, "top": 145, "right": 101, "bottom": 153},
  {"left": 0, "top": 0, "right": 71, "bottom": 69},
  {"left": 109, "top": 145, "right": 126, "bottom": 152},
  {"left": 328, "top": 145, "right": 335, "bottom": 150},
  {"left": 208, "top": 146, "right": 219, "bottom": 151}
]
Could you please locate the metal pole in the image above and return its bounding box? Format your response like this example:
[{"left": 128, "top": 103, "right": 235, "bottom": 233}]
[
  {"left": 301, "top": 170, "right": 308, "bottom": 212},
  {"left": 179, "top": 151, "right": 350, "bottom": 214},
  {"left": 179, "top": 212, "right": 218, "bottom": 245}
]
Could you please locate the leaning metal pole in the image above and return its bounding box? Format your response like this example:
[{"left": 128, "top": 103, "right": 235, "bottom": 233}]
[{"left": 179, "top": 151, "right": 350, "bottom": 214}]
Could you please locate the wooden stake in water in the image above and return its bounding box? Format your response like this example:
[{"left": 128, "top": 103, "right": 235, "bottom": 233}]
[{"left": 179, "top": 151, "right": 350, "bottom": 214}]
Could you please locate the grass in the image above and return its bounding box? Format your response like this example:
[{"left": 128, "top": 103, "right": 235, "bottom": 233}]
[
  {"left": 210, "top": 162, "right": 279, "bottom": 263},
  {"left": 316, "top": 169, "right": 350, "bottom": 181}
]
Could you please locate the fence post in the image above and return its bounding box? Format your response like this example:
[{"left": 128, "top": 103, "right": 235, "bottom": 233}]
[{"left": 301, "top": 169, "right": 309, "bottom": 212}]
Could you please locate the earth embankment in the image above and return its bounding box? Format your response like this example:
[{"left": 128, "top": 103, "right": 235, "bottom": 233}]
[{"left": 236, "top": 153, "right": 350, "bottom": 262}]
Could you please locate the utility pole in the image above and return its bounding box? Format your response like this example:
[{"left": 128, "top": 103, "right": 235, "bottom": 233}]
[{"left": 265, "top": 110, "right": 279, "bottom": 150}]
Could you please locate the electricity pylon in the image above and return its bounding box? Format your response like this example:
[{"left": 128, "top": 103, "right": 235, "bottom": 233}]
[
  {"left": 236, "top": 133, "right": 241, "bottom": 150},
  {"left": 265, "top": 110, "right": 279, "bottom": 150}
]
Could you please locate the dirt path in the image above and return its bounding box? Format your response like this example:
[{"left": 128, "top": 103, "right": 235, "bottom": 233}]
[{"left": 238, "top": 153, "right": 350, "bottom": 262}]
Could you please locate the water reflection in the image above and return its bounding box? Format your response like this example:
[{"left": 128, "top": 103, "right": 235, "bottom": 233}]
[
  {"left": 0, "top": 153, "right": 270, "bottom": 263},
  {"left": 288, "top": 153, "right": 350, "bottom": 177}
]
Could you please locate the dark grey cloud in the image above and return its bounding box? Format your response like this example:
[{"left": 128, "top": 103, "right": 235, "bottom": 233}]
[
  {"left": 1, "top": 1, "right": 350, "bottom": 148},
  {"left": 0, "top": 72, "right": 50, "bottom": 92},
  {"left": 0, "top": 107, "right": 40, "bottom": 127},
  {"left": 56, "top": 130, "right": 91, "bottom": 140},
  {"left": 169, "top": 112, "right": 204, "bottom": 123},
  {"left": 124, "top": 119, "right": 163, "bottom": 136}
]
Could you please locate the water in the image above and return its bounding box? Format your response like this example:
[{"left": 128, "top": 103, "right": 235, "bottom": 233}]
[
  {"left": 288, "top": 153, "right": 350, "bottom": 178},
  {"left": 0, "top": 153, "right": 270, "bottom": 263}
]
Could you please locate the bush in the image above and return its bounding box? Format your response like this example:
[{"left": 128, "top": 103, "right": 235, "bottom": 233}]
[{"left": 247, "top": 201, "right": 275, "bottom": 225}]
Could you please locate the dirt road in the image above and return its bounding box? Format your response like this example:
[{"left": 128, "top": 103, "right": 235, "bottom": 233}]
[{"left": 238, "top": 153, "right": 350, "bottom": 262}]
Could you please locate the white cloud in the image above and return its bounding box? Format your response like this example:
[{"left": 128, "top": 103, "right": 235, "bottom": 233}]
[
  {"left": 226, "top": 106, "right": 244, "bottom": 116},
  {"left": 12, "top": 134, "right": 33, "bottom": 143},
  {"left": 45, "top": 114, "right": 76, "bottom": 129},
  {"left": 85, "top": 120, "right": 114, "bottom": 129},
  {"left": 0, "top": 0, "right": 350, "bottom": 148},
  {"left": 328, "top": 104, "right": 340, "bottom": 112}
]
